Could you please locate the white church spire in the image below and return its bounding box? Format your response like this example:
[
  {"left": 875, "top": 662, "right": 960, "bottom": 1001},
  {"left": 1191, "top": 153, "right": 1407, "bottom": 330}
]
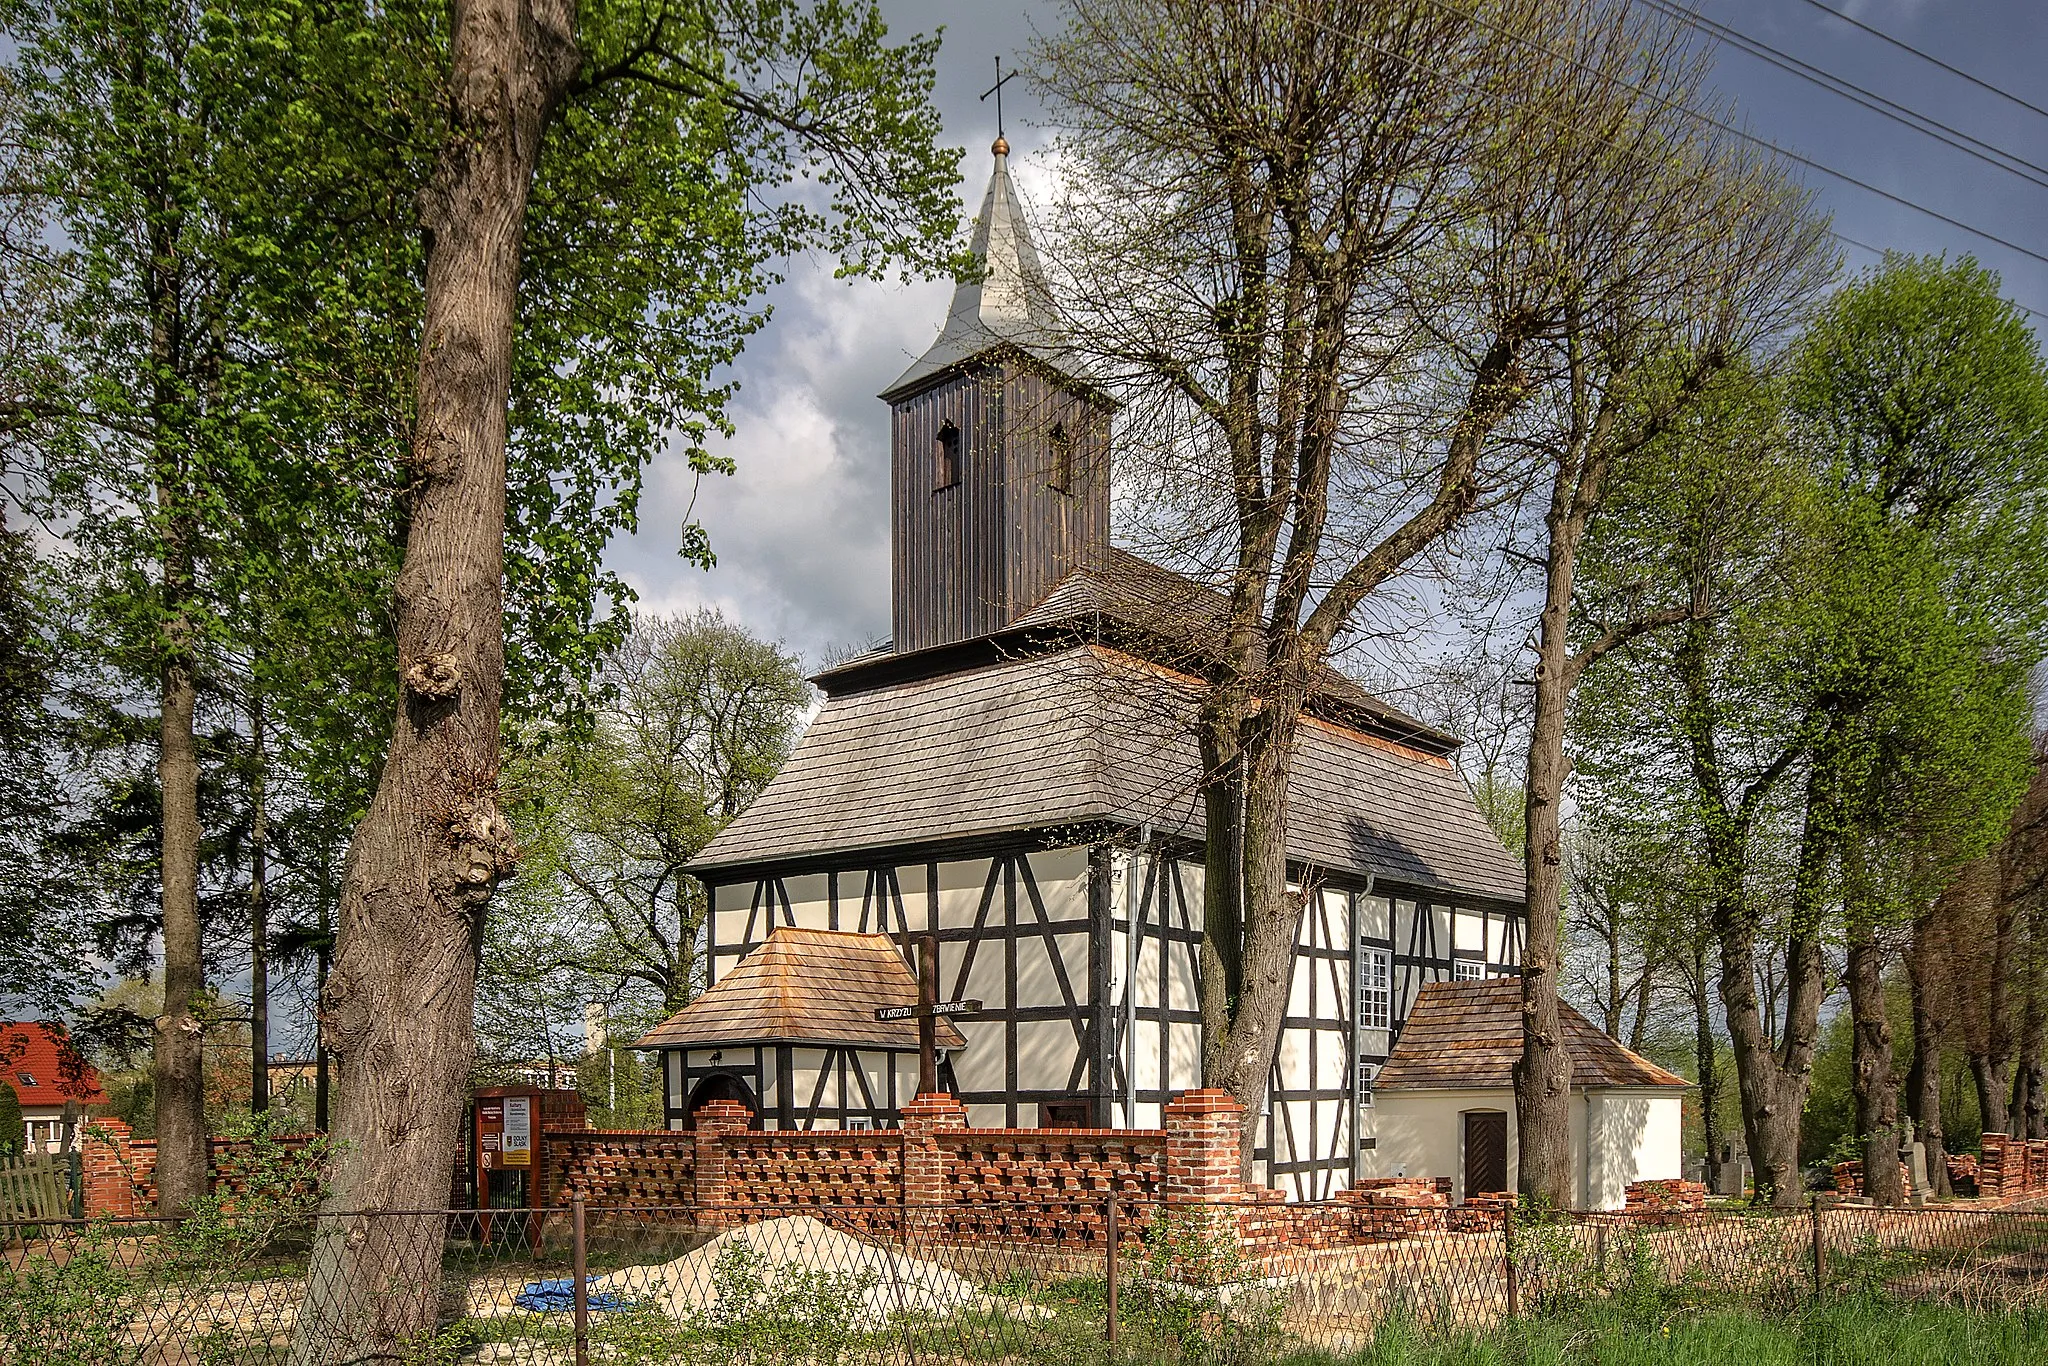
[{"left": 880, "top": 139, "right": 1074, "bottom": 400}]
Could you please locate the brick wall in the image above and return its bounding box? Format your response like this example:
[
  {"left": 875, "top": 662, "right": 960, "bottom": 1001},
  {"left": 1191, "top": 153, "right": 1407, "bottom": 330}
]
[
  {"left": 81, "top": 1118, "right": 325, "bottom": 1216},
  {"left": 541, "top": 1129, "right": 698, "bottom": 1209}
]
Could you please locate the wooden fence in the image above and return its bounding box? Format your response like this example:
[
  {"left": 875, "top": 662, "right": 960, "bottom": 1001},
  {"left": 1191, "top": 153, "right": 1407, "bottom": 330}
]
[{"left": 0, "top": 1151, "right": 78, "bottom": 1221}]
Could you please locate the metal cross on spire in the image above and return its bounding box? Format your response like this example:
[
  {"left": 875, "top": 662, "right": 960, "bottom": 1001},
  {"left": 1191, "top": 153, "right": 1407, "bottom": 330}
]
[{"left": 981, "top": 56, "right": 1019, "bottom": 143}]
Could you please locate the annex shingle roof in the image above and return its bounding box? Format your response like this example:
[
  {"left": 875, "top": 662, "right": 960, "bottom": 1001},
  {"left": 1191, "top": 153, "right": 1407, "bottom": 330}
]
[
  {"left": 692, "top": 644, "right": 1523, "bottom": 903},
  {"left": 636, "top": 930, "right": 968, "bottom": 1052},
  {"left": 1375, "top": 980, "right": 1688, "bottom": 1091}
]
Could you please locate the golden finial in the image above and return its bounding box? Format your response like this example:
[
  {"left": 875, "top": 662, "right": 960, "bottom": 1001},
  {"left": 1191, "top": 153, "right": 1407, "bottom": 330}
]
[{"left": 992, "top": 136, "right": 1010, "bottom": 158}]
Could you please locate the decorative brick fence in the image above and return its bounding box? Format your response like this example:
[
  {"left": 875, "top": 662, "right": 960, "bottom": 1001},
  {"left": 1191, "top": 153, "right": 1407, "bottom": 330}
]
[
  {"left": 72, "top": 1089, "right": 1794, "bottom": 1263},
  {"left": 543, "top": 1092, "right": 1176, "bottom": 1230},
  {"left": 80, "top": 1118, "right": 324, "bottom": 1217}
]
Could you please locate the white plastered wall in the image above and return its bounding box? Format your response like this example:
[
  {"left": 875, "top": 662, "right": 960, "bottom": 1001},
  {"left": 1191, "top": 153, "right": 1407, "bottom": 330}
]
[{"left": 1364, "top": 1085, "right": 1683, "bottom": 1209}]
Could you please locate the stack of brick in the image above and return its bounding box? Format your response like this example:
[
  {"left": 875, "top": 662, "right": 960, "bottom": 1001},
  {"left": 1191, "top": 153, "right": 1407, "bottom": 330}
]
[
  {"left": 1447, "top": 1192, "right": 1513, "bottom": 1232},
  {"left": 1622, "top": 1178, "right": 1706, "bottom": 1224},
  {"left": 1977, "top": 1134, "right": 2048, "bottom": 1201},
  {"left": 1947, "top": 1151, "right": 1979, "bottom": 1197},
  {"left": 1344, "top": 1178, "right": 1450, "bottom": 1240}
]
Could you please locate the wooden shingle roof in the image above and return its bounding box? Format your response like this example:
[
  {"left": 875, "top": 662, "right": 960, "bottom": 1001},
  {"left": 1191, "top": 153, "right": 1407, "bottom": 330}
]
[
  {"left": 634, "top": 930, "right": 968, "bottom": 1052},
  {"left": 1005, "top": 550, "right": 1457, "bottom": 752},
  {"left": 692, "top": 644, "right": 1523, "bottom": 902},
  {"left": 1375, "top": 980, "right": 1688, "bottom": 1091}
]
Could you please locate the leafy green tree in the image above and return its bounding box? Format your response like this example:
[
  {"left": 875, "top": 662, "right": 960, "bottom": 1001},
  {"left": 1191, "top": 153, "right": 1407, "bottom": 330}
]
[
  {"left": 499, "top": 609, "right": 809, "bottom": 1025},
  {"left": 0, "top": 1079, "right": 23, "bottom": 1158},
  {"left": 1572, "top": 353, "right": 1839, "bottom": 1204},
  {"left": 288, "top": 0, "right": 960, "bottom": 1350},
  {"left": 1782, "top": 256, "right": 2048, "bottom": 1202}
]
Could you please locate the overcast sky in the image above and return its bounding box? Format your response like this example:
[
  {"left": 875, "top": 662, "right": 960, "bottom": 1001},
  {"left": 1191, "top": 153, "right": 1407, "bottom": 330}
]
[{"left": 609, "top": 0, "right": 2048, "bottom": 671}]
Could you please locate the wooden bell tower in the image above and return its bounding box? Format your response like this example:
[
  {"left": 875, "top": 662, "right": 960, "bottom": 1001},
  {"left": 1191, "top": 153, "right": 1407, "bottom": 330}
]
[{"left": 879, "top": 138, "right": 1113, "bottom": 655}]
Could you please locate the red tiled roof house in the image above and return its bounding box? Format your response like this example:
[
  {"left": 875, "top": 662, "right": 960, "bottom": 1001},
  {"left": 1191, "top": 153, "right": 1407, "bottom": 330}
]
[{"left": 1, "top": 1022, "right": 108, "bottom": 1153}]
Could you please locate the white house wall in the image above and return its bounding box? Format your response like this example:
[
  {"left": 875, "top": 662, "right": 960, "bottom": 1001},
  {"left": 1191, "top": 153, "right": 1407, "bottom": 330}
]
[
  {"left": 1366, "top": 1086, "right": 1679, "bottom": 1209},
  {"left": 1109, "top": 849, "right": 1205, "bottom": 1132},
  {"left": 1585, "top": 1091, "right": 1684, "bottom": 1209},
  {"left": 1267, "top": 886, "right": 1353, "bottom": 1201}
]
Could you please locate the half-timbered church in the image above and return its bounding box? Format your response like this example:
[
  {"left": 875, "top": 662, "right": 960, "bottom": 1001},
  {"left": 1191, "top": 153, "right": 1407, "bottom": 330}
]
[{"left": 637, "top": 139, "right": 1527, "bottom": 1199}]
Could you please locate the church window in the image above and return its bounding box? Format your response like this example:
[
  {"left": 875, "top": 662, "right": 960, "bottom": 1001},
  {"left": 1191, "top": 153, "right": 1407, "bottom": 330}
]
[
  {"left": 1454, "top": 958, "right": 1484, "bottom": 981},
  {"left": 1049, "top": 421, "right": 1073, "bottom": 492},
  {"left": 1357, "top": 1061, "right": 1379, "bottom": 1106},
  {"left": 935, "top": 420, "right": 961, "bottom": 489},
  {"left": 1359, "top": 947, "right": 1391, "bottom": 1029}
]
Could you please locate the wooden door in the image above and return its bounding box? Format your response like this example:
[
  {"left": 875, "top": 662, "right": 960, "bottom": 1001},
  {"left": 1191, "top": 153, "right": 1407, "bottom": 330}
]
[{"left": 1464, "top": 1110, "right": 1509, "bottom": 1197}]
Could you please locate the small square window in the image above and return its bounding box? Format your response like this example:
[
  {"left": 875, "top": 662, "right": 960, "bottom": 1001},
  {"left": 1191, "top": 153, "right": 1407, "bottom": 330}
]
[
  {"left": 845, "top": 1116, "right": 874, "bottom": 1131},
  {"left": 1454, "top": 960, "right": 1484, "bottom": 982}
]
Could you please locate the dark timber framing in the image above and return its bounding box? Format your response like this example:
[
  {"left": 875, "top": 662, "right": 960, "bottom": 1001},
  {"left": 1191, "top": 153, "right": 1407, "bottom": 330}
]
[{"left": 694, "top": 830, "right": 1523, "bottom": 1174}]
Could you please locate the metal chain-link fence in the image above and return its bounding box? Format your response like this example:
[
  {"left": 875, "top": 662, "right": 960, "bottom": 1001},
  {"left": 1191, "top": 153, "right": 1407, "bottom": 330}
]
[{"left": 4, "top": 1200, "right": 2046, "bottom": 1364}]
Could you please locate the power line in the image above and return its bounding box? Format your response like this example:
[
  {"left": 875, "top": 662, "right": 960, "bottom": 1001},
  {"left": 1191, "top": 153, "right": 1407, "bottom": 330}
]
[
  {"left": 1264, "top": 0, "right": 2048, "bottom": 317},
  {"left": 1642, "top": 0, "right": 2048, "bottom": 193},
  {"left": 1793, "top": 0, "right": 2048, "bottom": 124},
  {"left": 1389, "top": 0, "right": 2048, "bottom": 271}
]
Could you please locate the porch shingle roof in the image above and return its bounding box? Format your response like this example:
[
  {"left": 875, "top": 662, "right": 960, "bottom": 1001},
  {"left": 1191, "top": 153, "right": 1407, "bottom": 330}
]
[{"left": 635, "top": 929, "right": 967, "bottom": 1052}]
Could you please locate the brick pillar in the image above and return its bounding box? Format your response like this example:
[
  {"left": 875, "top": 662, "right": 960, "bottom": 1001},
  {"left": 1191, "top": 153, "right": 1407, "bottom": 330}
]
[
  {"left": 1164, "top": 1089, "right": 1245, "bottom": 1205},
  {"left": 692, "top": 1100, "right": 751, "bottom": 1225},
  {"left": 1980, "top": 1134, "right": 2005, "bottom": 1199},
  {"left": 82, "top": 1118, "right": 142, "bottom": 1217},
  {"left": 1162, "top": 1089, "right": 1248, "bottom": 1275},
  {"left": 901, "top": 1090, "right": 967, "bottom": 1210}
]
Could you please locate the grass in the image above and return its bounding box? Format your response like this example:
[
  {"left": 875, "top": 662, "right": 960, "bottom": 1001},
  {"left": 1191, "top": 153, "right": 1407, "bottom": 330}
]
[{"left": 1347, "top": 1297, "right": 2048, "bottom": 1366}]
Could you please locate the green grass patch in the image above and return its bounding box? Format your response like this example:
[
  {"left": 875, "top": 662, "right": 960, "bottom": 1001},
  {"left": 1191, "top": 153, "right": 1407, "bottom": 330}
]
[{"left": 1351, "top": 1297, "right": 2048, "bottom": 1366}]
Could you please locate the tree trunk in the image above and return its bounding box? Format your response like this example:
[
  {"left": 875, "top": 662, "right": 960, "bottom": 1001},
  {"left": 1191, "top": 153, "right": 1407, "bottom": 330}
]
[
  {"left": 250, "top": 682, "right": 270, "bottom": 1115},
  {"left": 1197, "top": 697, "right": 1248, "bottom": 1089},
  {"left": 293, "top": 0, "right": 578, "bottom": 1357},
  {"left": 1710, "top": 710, "right": 1837, "bottom": 1208},
  {"left": 1628, "top": 964, "right": 1654, "bottom": 1055},
  {"left": 1693, "top": 943, "right": 1726, "bottom": 1193},
  {"left": 1845, "top": 913, "right": 1904, "bottom": 1204},
  {"left": 153, "top": 638, "right": 208, "bottom": 1216},
  {"left": 2012, "top": 929, "right": 2045, "bottom": 1139},
  {"left": 1974, "top": 1055, "right": 2015, "bottom": 1137},
  {"left": 1515, "top": 466, "right": 1580, "bottom": 1211},
  {"left": 146, "top": 153, "right": 208, "bottom": 1217},
  {"left": 1203, "top": 703, "right": 1306, "bottom": 1177},
  {"left": 1905, "top": 910, "right": 1952, "bottom": 1196}
]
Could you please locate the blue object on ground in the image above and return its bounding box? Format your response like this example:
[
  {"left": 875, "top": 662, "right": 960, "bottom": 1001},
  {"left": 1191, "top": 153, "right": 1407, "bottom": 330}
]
[{"left": 513, "top": 1277, "right": 631, "bottom": 1312}]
